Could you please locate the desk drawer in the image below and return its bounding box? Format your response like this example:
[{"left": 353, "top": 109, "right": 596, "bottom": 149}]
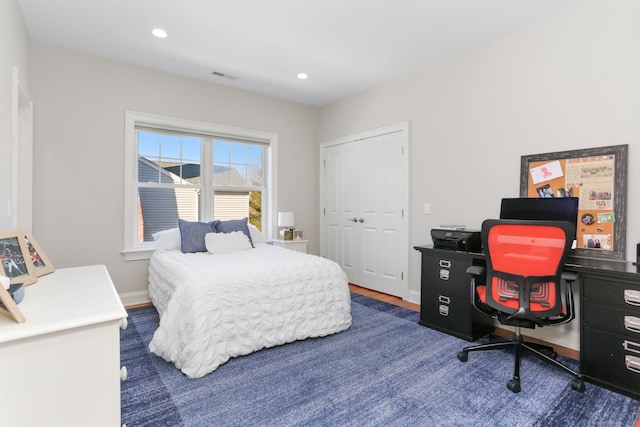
[
  {"left": 582, "top": 326, "right": 640, "bottom": 397},
  {"left": 421, "top": 255, "right": 472, "bottom": 297},
  {"left": 583, "top": 277, "right": 640, "bottom": 310},
  {"left": 421, "top": 290, "right": 472, "bottom": 332},
  {"left": 584, "top": 301, "right": 640, "bottom": 338}
]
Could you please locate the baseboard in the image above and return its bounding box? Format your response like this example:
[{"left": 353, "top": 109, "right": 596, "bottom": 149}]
[
  {"left": 406, "top": 289, "right": 420, "bottom": 305},
  {"left": 493, "top": 327, "right": 580, "bottom": 361},
  {"left": 119, "top": 290, "right": 150, "bottom": 308}
]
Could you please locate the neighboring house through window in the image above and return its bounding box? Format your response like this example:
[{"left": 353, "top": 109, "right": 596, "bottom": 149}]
[{"left": 123, "top": 111, "right": 278, "bottom": 259}]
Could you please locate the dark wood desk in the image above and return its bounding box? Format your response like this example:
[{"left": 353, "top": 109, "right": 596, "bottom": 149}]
[{"left": 414, "top": 245, "right": 640, "bottom": 400}]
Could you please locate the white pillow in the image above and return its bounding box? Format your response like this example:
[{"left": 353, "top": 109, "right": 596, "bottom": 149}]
[
  {"left": 153, "top": 228, "right": 181, "bottom": 252},
  {"left": 248, "top": 223, "right": 266, "bottom": 245},
  {"left": 205, "top": 231, "right": 252, "bottom": 255}
]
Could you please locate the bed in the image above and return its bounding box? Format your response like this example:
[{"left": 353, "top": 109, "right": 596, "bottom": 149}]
[{"left": 147, "top": 220, "right": 352, "bottom": 378}]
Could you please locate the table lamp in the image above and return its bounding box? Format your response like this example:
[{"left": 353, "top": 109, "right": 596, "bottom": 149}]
[{"left": 278, "top": 212, "right": 295, "bottom": 240}]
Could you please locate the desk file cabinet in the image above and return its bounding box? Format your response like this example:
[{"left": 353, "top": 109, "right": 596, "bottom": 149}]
[
  {"left": 579, "top": 265, "right": 640, "bottom": 400},
  {"left": 417, "top": 247, "right": 493, "bottom": 341}
]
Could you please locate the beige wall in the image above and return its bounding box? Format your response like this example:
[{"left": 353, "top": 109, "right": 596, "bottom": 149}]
[
  {"left": 29, "top": 42, "right": 320, "bottom": 300},
  {"left": 0, "top": 0, "right": 30, "bottom": 229},
  {"left": 17, "top": 0, "right": 640, "bottom": 350},
  {"left": 319, "top": 0, "right": 640, "bottom": 349}
]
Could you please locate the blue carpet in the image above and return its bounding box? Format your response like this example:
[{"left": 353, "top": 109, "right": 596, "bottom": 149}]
[{"left": 121, "top": 293, "right": 640, "bottom": 426}]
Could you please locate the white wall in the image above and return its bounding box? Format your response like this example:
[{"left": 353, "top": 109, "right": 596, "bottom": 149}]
[
  {"left": 319, "top": 0, "right": 640, "bottom": 350},
  {"left": 29, "top": 42, "right": 320, "bottom": 302},
  {"left": 0, "top": 0, "right": 30, "bottom": 229}
]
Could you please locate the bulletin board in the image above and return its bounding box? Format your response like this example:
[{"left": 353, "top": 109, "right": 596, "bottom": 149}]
[{"left": 520, "top": 144, "right": 628, "bottom": 260}]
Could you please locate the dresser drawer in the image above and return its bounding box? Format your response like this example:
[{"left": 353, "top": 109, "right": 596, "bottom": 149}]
[
  {"left": 583, "top": 301, "right": 640, "bottom": 338},
  {"left": 421, "top": 254, "right": 474, "bottom": 297},
  {"left": 582, "top": 326, "right": 640, "bottom": 397},
  {"left": 582, "top": 276, "right": 640, "bottom": 310}
]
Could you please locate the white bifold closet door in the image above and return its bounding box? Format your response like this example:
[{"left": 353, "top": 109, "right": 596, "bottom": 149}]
[{"left": 322, "top": 123, "right": 407, "bottom": 298}]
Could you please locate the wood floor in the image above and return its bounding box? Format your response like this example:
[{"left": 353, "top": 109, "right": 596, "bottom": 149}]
[{"left": 349, "top": 284, "right": 420, "bottom": 312}]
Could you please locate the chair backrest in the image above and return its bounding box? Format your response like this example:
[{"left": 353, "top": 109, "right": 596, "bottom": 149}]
[{"left": 482, "top": 219, "right": 574, "bottom": 320}]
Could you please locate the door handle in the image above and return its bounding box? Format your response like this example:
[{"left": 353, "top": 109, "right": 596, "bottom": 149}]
[
  {"left": 358, "top": 218, "right": 364, "bottom": 223},
  {"left": 349, "top": 217, "right": 358, "bottom": 222}
]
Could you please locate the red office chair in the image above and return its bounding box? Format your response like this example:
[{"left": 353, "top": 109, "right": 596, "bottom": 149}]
[{"left": 457, "top": 219, "right": 585, "bottom": 393}]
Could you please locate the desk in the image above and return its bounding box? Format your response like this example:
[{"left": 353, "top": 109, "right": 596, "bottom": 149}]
[{"left": 414, "top": 245, "right": 640, "bottom": 400}]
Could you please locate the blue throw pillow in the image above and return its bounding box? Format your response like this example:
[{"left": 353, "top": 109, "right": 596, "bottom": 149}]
[
  {"left": 215, "top": 218, "right": 254, "bottom": 248},
  {"left": 178, "top": 219, "right": 216, "bottom": 253}
]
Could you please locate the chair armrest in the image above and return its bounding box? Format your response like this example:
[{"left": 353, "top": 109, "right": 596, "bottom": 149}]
[
  {"left": 561, "top": 271, "right": 579, "bottom": 282},
  {"left": 466, "top": 265, "right": 485, "bottom": 277}
]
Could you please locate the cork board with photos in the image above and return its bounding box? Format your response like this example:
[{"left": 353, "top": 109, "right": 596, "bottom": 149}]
[{"left": 520, "top": 145, "right": 628, "bottom": 260}]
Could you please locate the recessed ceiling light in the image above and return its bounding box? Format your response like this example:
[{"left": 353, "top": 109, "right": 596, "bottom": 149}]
[
  {"left": 297, "top": 73, "right": 308, "bottom": 80},
  {"left": 152, "top": 28, "right": 168, "bottom": 38}
]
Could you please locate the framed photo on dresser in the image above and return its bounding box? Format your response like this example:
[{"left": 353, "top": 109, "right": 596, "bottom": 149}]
[
  {"left": 21, "top": 230, "right": 54, "bottom": 277},
  {"left": 0, "top": 229, "right": 37, "bottom": 285}
]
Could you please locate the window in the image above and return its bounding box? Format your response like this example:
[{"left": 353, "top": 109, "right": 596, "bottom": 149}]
[{"left": 124, "top": 112, "right": 278, "bottom": 259}]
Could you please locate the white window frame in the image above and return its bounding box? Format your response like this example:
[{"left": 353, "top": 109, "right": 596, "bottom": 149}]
[{"left": 122, "top": 111, "right": 278, "bottom": 260}]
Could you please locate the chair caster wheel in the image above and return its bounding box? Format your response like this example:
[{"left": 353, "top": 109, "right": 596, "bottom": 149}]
[
  {"left": 457, "top": 351, "right": 468, "bottom": 362},
  {"left": 507, "top": 379, "right": 521, "bottom": 393},
  {"left": 570, "top": 378, "right": 586, "bottom": 393}
]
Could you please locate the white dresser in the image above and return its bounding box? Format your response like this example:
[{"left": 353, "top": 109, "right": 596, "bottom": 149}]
[
  {"left": 0, "top": 265, "right": 128, "bottom": 427},
  {"left": 271, "top": 239, "right": 308, "bottom": 253}
]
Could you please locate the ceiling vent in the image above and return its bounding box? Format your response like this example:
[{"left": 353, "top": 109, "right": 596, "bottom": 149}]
[{"left": 211, "top": 71, "right": 237, "bottom": 80}]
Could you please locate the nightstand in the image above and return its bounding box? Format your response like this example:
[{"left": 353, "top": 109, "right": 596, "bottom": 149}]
[{"left": 271, "top": 239, "right": 308, "bottom": 253}]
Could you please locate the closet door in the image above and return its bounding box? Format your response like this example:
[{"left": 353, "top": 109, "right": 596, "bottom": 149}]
[
  {"left": 324, "top": 141, "right": 364, "bottom": 286},
  {"left": 322, "top": 125, "right": 407, "bottom": 297}
]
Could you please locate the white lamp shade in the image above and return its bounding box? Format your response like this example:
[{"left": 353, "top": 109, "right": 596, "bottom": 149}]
[{"left": 278, "top": 212, "right": 295, "bottom": 228}]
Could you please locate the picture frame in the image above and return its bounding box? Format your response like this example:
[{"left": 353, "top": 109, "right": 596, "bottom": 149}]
[
  {"left": 293, "top": 229, "right": 304, "bottom": 240},
  {"left": 22, "top": 230, "right": 54, "bottom": 277},
  {"left": 0, "top": 229, "right": 37, "bottom": 285},
  {"left": 0, "top": 284, "right": 25, "bottom": 323},
  {"left": 520, "top": 144, "right": 628, "bottom": 260}
]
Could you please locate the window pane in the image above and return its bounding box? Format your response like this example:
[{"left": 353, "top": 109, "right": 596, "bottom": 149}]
[
  {"left": 138, "top": 131, "right": 202, "bottom": 184},
  {"left": 212, "top": 141, "right": 264, "bottom": 188},
  {"left": 214, "top": 141, "right": 230, "bottom": 162},
  {"left": 247, "top": 165, "right": 263, "bottom": 186},
  {"left": 213, "top": 190, "right": 262, "bottom": 231},
  {"left": 249, "top": 190, "right": 262, "bottom": 230},
  {"left": 137, "top": 187, "right": 200, "bottom": 242},
  {"left": 229, "top": 164, "right": 247, "bottom": 186},
  {"left": 138, "top": 132, "right": 160, "bottom": 157},
  {"left": 162, "top": 135, "right": 181, "bottom": 160},
  {"left": 213, "top": 163, "right": 230, "bottom": 186},
  {"left": 231, "top": 144, "right": 246, "bottom": 164},
  {"left": 247, "top": 145, "right": 263, "bottom": 165},
  {"left": 183, "top": 137, "right": 200, "bottom": 162}
]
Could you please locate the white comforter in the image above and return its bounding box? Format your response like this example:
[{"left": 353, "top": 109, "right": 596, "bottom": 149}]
[{"left": 148, "top": 243, "right": 352, "bottom": 378}]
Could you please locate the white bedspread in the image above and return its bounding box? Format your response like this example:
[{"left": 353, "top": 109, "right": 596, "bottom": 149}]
[{"left": 148, "top": 243, "right": 352, "bottom": 378}]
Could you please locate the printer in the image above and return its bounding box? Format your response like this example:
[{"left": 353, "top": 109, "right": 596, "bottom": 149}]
[{"left": 431, "top": 228, "right": 481, "bottom": 253}]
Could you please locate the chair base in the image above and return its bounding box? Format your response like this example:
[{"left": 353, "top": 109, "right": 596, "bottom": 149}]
[{"left": 457, "top": 332, "right": 586, "bottom": 394}]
